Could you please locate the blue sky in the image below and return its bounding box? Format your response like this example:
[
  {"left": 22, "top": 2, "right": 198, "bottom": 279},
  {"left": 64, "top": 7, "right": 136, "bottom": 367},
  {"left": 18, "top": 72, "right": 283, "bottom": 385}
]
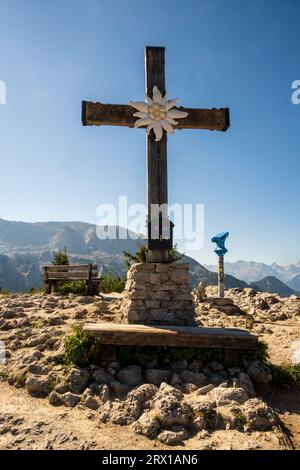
[{"left": 0, "top": 0, "right": 299, "bottom": 265}]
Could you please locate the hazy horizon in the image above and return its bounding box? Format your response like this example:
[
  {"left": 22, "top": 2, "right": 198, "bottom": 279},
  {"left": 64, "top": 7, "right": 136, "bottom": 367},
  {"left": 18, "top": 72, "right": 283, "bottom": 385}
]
[{"left": 0, "top": 216, "right": 299, "bottom": 268}]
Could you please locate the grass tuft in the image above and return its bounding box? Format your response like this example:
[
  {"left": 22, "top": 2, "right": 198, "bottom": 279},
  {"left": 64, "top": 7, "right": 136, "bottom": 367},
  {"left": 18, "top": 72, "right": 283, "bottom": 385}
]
[
  {"left": 63, "top": 325, "right": 103, "bottom": 367},
  {"left": 270, "top": 362, "right": 300, "bottom": 387}
]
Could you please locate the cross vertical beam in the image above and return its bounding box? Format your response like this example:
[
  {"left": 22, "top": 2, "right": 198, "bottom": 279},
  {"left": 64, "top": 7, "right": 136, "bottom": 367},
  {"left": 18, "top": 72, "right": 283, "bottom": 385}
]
[{"left": 146, "top": 47, "right": 169, "bottom": 263}]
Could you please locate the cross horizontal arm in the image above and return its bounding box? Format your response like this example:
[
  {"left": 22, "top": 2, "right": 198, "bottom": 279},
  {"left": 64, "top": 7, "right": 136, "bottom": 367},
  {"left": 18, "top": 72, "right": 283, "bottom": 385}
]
[{"left": 82, "top": 101, "right": 230, "bottom": 132}]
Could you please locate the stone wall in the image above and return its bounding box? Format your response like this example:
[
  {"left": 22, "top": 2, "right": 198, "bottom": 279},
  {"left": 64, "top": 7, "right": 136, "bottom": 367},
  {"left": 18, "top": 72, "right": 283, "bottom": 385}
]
[{"left": 121, "top": 263, "right": 196, "bottom": 326}]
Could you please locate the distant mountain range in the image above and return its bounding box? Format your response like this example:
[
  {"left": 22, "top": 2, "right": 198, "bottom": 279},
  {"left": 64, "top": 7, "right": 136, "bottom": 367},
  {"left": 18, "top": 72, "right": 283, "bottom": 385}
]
[
  {"left": 0, "top": 218, "right": 248, "bottom": 293},
  {"left": 204, "top": 260, "right": 300, "bottom": 296},
  {"left": 0, "top": 218, "right": 298, "bottom": 297},
  {"left": 249, "top": 276, "right": 296, "bottom": 297}
]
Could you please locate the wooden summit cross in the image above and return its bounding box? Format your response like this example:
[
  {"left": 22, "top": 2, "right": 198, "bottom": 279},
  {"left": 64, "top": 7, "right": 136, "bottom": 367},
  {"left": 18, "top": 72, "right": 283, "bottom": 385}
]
[{"left": 82, "top": 46, "right": 230, "bottom": 263}]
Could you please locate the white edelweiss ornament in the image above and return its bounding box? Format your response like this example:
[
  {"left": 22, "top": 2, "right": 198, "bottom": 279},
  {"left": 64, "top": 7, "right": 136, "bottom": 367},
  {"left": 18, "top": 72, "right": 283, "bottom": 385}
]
[{"left": 129, "top": 86, "right": 188, "bottom": 142}]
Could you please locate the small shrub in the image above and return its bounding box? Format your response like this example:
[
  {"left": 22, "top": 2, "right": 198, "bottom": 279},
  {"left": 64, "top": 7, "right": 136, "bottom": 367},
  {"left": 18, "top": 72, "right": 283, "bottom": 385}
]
[
  {"left": 52, "top": 247, "right": 69, "bottom": 265},
  {"left": 63, "top": 325, "right": 103, "bottom": 367},
  {"left": 15, "top": 373, "right": 27, "bottom": 388},
  {"left": 0, "top": 371, "right": 8, "bottom": 382},
  {"left": 28, "top": 287, "right": 45, "bottom": 295},
  {"left": 117, "top": 345, "right": 225, "bottom": 368},
  {"left": 271, "top": 362, "right": 300, "bottom": 387},
  {"left": 0, "top": 289, "right": 10, "bottom": 296},
  {"left": 232, "top": 409, "right": 248, "bottom": 425},
  {"left": 239, "top": 340, "right": 269, "bottom": 366},
  {"left": 48, "top": 374, "right": 59, "bottom": 391},
  {"left": 58, "top": 280, "right": 86, "bottom": 295},
  {"left": 100, "top": 271, "right": 126, "bottom": 294},
  {"left": 124, "top": 243, "right": 183, "bottom": 267},
  {"left": 118, "top": 346, "right": 155, "bottom": 367}
]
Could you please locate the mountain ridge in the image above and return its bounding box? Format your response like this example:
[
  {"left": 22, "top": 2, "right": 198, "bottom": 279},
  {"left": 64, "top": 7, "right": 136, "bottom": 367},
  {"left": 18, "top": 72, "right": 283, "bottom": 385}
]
[
  {"left": 0, "top": 218, "right": 247, "bottom": 292},
  {"left": 204, "top": 259, "right": 300, "bottom": 287},
  {"left": 0, "top": 218, "right": 298, "bottom": 297}
]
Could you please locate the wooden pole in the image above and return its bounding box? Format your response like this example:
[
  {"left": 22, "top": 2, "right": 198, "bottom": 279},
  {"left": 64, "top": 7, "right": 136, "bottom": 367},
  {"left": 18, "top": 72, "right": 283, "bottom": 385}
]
[{"left": 145, "top": 47, "right": 169, "bottom": 263}]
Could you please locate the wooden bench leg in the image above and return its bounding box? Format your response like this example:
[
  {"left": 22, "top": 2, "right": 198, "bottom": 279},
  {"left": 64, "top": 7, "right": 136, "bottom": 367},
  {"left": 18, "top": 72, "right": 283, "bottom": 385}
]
[
  {"left": 102, "top": 345, "right": 117, "bottom": 362},
  {"left": 86, "top": 280, "right": 93, "bottom": 296},
  {"left": 52, "top": 281, "right": 59, "bottom": 293},
  {"left": 92, "top": 280, "right": 100, "bottom": 295},
  {"left": 224, "top": 349, "right": 240, "bottom": 368},
  {"left": 45, "top": 282, "right": 51, "bottom": 295}
]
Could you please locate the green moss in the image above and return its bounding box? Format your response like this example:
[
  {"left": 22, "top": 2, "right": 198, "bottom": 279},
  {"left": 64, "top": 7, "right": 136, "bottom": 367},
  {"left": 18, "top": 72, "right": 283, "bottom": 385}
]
[{"left": 63, "top": 325, "right": 103, "bottom": 367}]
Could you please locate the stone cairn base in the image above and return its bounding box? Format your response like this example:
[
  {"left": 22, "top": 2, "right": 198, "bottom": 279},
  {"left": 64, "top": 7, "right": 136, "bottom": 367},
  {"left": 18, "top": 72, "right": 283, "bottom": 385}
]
[{"left": 121, "top": 262, "right": 196, "bottom": 326}]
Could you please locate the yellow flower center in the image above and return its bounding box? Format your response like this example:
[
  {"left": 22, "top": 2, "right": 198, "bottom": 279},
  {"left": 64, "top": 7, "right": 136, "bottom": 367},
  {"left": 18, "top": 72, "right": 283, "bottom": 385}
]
[{"left": 149, "top": 103, "right": 166, "bottom": 121}]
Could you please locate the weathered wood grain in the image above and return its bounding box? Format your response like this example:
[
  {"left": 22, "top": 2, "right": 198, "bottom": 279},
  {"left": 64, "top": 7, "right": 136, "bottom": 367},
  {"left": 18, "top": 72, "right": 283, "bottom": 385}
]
[
  {"left": 145, "top": 47, "right": 169, "bottom": 263},
  {"left": 43, "top": 264, "right": 98, "bottom": 272},
  {"left": 43, "top": 264, "right": 100, "bottom": 295},
  {"left": 82, "top": 101, "right": 230, "bottom": 132},
  {"left": 83, "top": 323, "right": 258, "bottom": 350},
  {"left": 43, "top": 272, "right": 91, "bottom": 280}
]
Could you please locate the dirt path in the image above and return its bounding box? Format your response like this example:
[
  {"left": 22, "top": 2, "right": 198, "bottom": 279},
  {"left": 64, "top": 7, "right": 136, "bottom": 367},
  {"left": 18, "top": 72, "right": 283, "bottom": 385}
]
[{"left": 0, "top": 381, "right": 163, "bottom": 450}]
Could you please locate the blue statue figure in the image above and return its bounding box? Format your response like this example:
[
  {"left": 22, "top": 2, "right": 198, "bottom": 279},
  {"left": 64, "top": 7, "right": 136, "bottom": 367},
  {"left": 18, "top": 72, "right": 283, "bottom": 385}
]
[{"left": 211, "top": 232, "right": 229, "bottom": 298}]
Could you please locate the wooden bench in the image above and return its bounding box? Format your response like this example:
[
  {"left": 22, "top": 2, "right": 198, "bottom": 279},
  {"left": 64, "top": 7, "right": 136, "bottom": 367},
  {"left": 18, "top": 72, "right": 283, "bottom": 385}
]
[
  {"left": 83, "top": 323, "right": 258, "bottom": 366},
  {"left": 43, "top": 264, "right": 100, "bottom": 295}
]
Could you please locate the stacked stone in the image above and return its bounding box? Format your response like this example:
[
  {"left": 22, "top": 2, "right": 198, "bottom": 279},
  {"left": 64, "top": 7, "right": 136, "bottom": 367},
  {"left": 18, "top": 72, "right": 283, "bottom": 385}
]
[
  {"left": 192, "top": 281, "right": 207, "bottom": 303},
  {"left": 121, "top": 263, "right": 196, "bottom": 326}
]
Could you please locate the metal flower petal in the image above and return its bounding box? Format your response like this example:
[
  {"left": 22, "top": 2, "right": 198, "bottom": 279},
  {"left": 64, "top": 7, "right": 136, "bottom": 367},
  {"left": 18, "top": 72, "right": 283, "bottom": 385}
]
[
  {"left": 161, "top": 119, "right": 174, "bottom": 133},
  {"left": 165, "top": 116, "right": 179, "bottom": 125},
  {"left": 152, "top": 85, "right": 163, "bottom": 102},
  {"left": 134, "top": 117, "right": 152, "bottom": 128},
  {"left": 129, "top": 86, "right": 188, "bottom": 141},
  {"left": 145, "top": 94, "right": 153, "bottom": 105},
  {"left": 129, "top": 101, "right": 149, "bottom": 112},
  {"left": 133, "top": 111, "right": 148, "bottom": 118},
  {"left": 166, "top": 109, "right": 188, "bottom": 119},
  {"left": 152, "top": 121, "right": 163, "bottom": 141},
  {"left": 165, "top": 99, "right": 179, "bottom": 111}
]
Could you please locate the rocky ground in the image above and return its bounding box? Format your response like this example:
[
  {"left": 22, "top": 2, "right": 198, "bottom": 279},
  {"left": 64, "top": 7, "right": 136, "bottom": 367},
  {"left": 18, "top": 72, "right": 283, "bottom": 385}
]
[{"left": 0, "top": 287, "right": 299, "bottom": 450}]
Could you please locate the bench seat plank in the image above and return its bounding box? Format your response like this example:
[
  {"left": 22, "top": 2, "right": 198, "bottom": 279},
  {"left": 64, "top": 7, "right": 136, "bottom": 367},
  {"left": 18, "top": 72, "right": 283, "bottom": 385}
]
[
  {"left": 44, "top": 265, "right": 98, "bottom": 272},
  {"left": 44, "top": 272, "right": 92, "bottom": 280},
  {"left": 83, "top": 323, "right": 258, "bottom": 350}
]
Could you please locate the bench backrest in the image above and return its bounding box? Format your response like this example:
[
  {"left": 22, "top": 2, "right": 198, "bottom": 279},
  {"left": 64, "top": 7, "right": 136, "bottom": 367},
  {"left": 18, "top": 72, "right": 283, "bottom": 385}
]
[{"left": 43, "top": 264, "right": 98, "bottom": 281}]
